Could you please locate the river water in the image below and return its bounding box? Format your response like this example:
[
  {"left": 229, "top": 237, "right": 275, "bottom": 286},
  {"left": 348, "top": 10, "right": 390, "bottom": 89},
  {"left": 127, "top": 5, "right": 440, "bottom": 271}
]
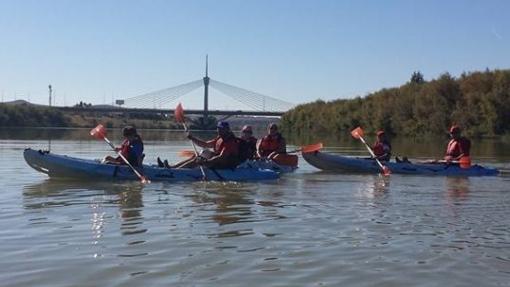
[{"left": 1, "top": 128, "right": 510, "bottom": 286}]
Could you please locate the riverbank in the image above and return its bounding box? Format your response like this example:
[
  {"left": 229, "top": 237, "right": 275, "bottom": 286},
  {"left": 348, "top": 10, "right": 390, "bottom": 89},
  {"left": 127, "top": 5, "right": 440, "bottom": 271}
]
[
  {"left": 0, "top": 102, "right": 280, "bottom": 131},
  {"left": 281, "top": 69, "right": 510, "bottom": 138}
]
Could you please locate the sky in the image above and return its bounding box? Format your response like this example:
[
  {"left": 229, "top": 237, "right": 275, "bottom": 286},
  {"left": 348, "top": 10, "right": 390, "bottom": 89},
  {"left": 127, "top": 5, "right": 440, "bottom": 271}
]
[{"left": 0, "top": 0, "right": 509, "bottom": 110}]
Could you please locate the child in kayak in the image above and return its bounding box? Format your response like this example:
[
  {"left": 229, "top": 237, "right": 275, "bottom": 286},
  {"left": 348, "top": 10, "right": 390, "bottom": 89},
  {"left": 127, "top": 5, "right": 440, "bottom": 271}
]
[
  {"left": 257, "top": 123, "right": 287, "bottom": 160},
  {"left": 103, "top": 126, "right": 144, "bottom": 167}
]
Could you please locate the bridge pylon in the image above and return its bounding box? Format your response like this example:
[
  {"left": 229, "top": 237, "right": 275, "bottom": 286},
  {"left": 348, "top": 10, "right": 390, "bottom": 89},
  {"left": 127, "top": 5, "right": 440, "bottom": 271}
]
[{"left": 203, "top": 55, "right": 210, "bottom": 122}]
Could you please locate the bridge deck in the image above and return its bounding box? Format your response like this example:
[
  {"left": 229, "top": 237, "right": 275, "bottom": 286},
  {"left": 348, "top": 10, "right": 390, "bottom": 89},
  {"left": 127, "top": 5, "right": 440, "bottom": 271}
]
[{"left": 56, "top": 106, "right": 284, "bottom": 117}]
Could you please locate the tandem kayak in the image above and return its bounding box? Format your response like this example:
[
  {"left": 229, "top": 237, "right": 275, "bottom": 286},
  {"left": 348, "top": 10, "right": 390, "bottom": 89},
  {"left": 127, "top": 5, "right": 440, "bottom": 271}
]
[
  {"left": 302, "top": 151, "right": 499, "bottom": 176},
  {"left": 24, "top": 148, "right": 279, "bottom": 182}
]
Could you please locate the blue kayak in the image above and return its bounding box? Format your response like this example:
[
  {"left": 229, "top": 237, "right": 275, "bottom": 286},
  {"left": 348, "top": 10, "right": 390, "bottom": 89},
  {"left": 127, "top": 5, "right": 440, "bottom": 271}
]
[
  {"left": 24, "top": 148, "right": 279, "bottom": 182},
  {"left": 302, "top": 151, "right": 499, "bottom": 176}
]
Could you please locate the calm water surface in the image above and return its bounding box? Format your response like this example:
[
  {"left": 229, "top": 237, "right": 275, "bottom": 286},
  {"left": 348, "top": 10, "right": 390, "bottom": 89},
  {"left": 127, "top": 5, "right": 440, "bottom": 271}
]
[{"left": 1, "top": 129, "right": 510, "bottom": 286}]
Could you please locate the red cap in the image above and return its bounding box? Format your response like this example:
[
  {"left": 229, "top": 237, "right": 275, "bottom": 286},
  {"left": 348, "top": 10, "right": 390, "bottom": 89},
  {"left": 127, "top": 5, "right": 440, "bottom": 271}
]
[
  {"left": 449, "top": 125, "right": 461, "bottom": 133},
  {"left": 376, "top": 130, "right": 385, "bottom": 136}
]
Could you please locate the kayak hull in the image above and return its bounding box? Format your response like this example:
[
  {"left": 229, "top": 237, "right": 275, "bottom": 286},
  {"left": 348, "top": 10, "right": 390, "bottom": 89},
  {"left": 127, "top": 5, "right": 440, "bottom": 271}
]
[
  {"left": 302, "top": 151, "right": 499, "bottom": 176},
  {"left": 24, "top": 148, "right": 279, "bottom": 182},
  {"left": 239, "top": 159, "right": 297, "bottom": 173}
]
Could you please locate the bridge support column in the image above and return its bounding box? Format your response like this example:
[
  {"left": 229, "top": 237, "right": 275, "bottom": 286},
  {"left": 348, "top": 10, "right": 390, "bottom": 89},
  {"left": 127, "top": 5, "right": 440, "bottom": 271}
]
[{"left": 203, "top": 55, "right": 209, "bottom": 120}]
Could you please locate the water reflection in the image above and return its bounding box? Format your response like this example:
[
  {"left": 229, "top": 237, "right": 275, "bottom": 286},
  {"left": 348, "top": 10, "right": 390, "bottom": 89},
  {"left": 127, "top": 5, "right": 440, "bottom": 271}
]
[
  {"left": 23, "top": 179, "right": 146, "bottom": 236},
  {"left": 445, "top": 177, "right": 470, "bottom": 200},
  {"left": 356, "top": 175, "right": 390, "bottom": 199},
  {"left": 189, "top": 183, "right": 256, "bottom": 227}
]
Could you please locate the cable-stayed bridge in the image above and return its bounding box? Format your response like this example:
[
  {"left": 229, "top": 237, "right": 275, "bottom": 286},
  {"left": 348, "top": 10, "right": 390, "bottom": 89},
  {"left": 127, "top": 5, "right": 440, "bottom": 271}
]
[{"left": 119, "top": 58, "right": 294, "bottom": 118}]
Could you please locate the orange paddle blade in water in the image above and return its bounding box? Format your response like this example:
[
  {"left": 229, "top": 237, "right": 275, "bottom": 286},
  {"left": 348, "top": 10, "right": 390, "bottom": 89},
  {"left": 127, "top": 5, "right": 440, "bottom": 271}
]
[
  {"left": 382, "top": 165, "right": 391, "bottom": 176},
  {"left": 350, "top": 127, "right": 364, "bottom": 139},
  {"left": 90, "top": 124, "right": 107, "bottom": 140},
  {"left": 301, "top": 142, "right": 323, "bottom": 153},
  {"left": 174, "top": 103, "right": 185, "bottom": 123}
]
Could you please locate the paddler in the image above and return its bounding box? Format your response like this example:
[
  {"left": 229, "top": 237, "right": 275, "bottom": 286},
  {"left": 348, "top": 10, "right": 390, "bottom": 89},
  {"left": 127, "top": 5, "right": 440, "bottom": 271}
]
[
  {"left": 164, "top": 121, "right": 240, "bottom": 169},
  {"left": 444, "top": 125, "right": 471, "bottom": 163},
  {"left": 372, "top": 130, "right": 392, "bottom": 161},
  {"left": 103, "top": 126, "right": 144, "bottom": 167},
  {"left": 238, "top": 125, "right": 258, "bottom": 160},
  {"left": 257, "top": 123, "right": 287, "bottom": 160}
]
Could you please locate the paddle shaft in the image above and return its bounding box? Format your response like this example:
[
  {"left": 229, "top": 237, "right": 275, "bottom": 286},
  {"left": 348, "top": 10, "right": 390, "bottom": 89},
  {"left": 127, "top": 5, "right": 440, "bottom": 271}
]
[
  {"left": 103, "top": 137, "right": 148, "bottom": 182},
  {"left": 357, "top": 135, "right": 387, "bottom": 172},
  {"left": 182, "top": 122, "right": 208, "bottom": 180}
]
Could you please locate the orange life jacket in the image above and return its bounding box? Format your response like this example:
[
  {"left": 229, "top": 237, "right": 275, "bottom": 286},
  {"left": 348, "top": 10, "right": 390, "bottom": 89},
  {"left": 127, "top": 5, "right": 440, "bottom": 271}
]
[
  {"left": 259, "top": 133, "right": 284, "bottom": 157},
  {"left": 212, "top": 133, "right": 239, "bottom": 156},
  {"left": 446, "top": 137, "right": 470, "bottom": 158}
]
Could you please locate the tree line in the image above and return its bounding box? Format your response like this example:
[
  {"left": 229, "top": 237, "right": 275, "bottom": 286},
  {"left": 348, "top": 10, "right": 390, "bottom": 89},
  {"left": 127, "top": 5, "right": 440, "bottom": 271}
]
[
  {"left": 0, "top": 104, "right": 69, "bottom": 127},
  {"left": 281, "top": 69, "right": 510, "bottom": 138}
]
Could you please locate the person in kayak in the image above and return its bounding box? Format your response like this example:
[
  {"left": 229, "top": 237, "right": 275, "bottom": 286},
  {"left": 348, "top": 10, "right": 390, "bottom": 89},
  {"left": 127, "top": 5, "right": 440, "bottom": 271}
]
[
  {"left": 238, "top": 125, "right": 258, "bottom": 161},
  {"left": 445, "top": 125, "right": 471, "bottom": 162},
  {"left": 372, "top": 130, "right": 392, "bottom": 161},
  {"left": 169, "top": 121, "right": 241, "bottom": 169},
  {"left": 103, "top": 126, "right": 144, "bottom": 167},
  {"left": 257, "top": 123, "right": 286, "bottom": 160}
]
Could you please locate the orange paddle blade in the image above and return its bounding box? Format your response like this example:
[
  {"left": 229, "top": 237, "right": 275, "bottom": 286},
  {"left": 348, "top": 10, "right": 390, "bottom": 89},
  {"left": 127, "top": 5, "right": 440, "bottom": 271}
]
[
  {"left": 459, "top": 156, "right": 471, "bottom": 169},
  {"left": 174, "top": 103, "right": 185, "bottom": 123},
  {"left": 301, "top": 142, "right": 323, "bottom": 153},
  {"left": 178, "top": 150, "right": 195, "bottom": 158},
  {"left": 90, "top": 124, "right": 106, "bottom": 140},
  {"left": 350, "top": 127, "right": 364, "bottom": 139},
  {"left": 382, "top": 165, "right": 391, "bottom": 176},
  {"left": 140, "top": 176, "right": 151, "bottom": 184}
]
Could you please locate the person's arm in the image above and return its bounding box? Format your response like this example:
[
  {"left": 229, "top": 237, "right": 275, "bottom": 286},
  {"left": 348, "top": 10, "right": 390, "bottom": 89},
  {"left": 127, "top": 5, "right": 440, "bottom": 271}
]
[
  {"left": 188, "top": 133, "right": 215, "bottom": 149},
  {"left": 203, "top": 146, "right": 231, "bottom": 167},
  {"left": 256, "top": 139, "right": 264, "bottom": 158}
]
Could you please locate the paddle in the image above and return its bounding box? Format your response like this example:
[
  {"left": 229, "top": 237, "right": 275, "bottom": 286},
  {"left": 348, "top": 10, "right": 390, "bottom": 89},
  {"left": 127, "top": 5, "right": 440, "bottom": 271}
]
[
  {"left": 177, "top": 142, "right": 323, "bottom": 158},
  {"left": 174, "top": 103, "right": 207, "bottom": 180},
  {"left": 421, "top": 156, "right": 472, "bottom": 168},
  {"left": 288, "top": 142, "right": 324, "bottom": 154},
  {"left": 350, "top": 127, "right": 391, "bottom": 176},
  {"left": 90, "top": 124, "right": 150, "bottom": 183}
]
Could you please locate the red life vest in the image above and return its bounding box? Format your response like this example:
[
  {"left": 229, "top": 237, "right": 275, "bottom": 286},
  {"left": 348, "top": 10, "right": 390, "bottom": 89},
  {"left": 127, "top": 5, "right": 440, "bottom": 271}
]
[
  {"left": 446, "top": 137, "right": 471, "bottom": 158},
  {"left": 259, "top": 133, "right": 284, "bottom": 157},
  {"left": 372, "top": 140, "right": 391, "bottom": 161},
  {"left": 120, "top": 139, "right": 130, "bottom": 158},
  {"left": 212, "top": 134, "right": 239, "bottom": 156}
]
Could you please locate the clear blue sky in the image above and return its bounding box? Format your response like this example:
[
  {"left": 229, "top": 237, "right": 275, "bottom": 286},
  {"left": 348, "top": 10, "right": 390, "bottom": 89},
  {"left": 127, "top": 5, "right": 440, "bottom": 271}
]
[{"left": 1, "top": 0, "right": 509, "bottom": 110}]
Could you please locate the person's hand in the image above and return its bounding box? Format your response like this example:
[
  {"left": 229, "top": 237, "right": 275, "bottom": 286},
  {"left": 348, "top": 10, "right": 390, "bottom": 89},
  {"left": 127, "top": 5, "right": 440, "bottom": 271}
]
[
  {"left": 444, "top": 156, "right": 453, "bottom": 163},
  {"left": 114, "top": 147, "right": 121, "bottom": 152}
]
